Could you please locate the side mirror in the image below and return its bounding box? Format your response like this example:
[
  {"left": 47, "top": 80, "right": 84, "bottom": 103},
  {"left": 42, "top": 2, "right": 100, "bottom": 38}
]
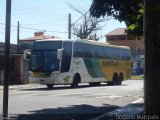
[
  {"left": 57, "top": 48, "right": 64, "bottom": 60},
  {"left": 24, "top": 49, "right": 31, "bottom": 60}
]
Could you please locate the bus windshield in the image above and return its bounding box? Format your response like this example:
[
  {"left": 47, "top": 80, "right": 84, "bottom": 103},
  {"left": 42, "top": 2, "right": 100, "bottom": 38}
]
[
  {"left": 30, "top": 50, "right": 59, "bottom": 72},
  {"left": 30, "top": 41, "right": 62, "bottom": 72}
]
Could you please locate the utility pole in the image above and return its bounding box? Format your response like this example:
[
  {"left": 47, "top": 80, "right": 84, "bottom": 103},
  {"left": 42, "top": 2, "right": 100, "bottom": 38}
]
[
  {"left": 3, "top": 0, "right": 12, "bottom": 119},
  {"left": 17, "top": 21, "right": 20, "bottom": 54},
  {"left": 17, "top": 21, "right": 20, "bottom": 53},
  {"left": 68, "top": 13, "right": 71, "bottom": 39}
]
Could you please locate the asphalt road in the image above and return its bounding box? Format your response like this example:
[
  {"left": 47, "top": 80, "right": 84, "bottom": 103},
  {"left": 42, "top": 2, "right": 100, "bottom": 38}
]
[{"left": 0, "top": 80, "right": 143, "bottom": 120}]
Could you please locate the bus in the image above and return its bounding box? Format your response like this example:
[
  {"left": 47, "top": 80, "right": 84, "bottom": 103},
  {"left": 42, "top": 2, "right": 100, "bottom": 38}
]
[{"left": 24, "top": 39, "right": 131, "bottom": 88}]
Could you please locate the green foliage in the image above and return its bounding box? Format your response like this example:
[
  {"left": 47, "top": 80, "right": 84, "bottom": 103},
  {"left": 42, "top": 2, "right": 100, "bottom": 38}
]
[
  {"left": 128, "top": 24, "right": 138, "bottom": 31},
  {"left": 131, "top": 75, "right": 144, "bottom": 80},
  {"left": 156, "top": 1, "right": 160, "bottom": 17},
  {"left": 90, "top": 0, "right": 143, "bottom": 36}
]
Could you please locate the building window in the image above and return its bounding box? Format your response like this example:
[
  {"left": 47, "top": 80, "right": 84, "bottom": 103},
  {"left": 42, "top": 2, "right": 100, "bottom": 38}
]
[
  {"left": 116, "top": 35, "right": 126, "bottom": 40},
  {"left": 127, "top": 35, "right": 136, "bottom": 40},
  {"left": 107, "top": 36, "right": 116, "bottom": 41}
]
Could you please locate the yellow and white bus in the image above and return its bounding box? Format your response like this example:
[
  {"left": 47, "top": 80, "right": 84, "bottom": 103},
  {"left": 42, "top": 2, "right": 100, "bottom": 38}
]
[{"left": 24, "top": 39, "right": 131, "bottom": 88}]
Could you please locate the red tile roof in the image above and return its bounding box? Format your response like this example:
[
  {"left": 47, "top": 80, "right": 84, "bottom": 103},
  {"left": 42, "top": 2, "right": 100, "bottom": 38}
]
[
  {"left": 106, "top": 28, "right": 127, "bottom": 36},
  {"left": 20, "top": 35, "right": 61, "bottom": 41}
]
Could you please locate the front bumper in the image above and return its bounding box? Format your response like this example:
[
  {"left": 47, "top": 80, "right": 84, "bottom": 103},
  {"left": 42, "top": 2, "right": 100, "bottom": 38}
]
[{"left": 29, "top": 76, "right": 54, "bottom": 84}]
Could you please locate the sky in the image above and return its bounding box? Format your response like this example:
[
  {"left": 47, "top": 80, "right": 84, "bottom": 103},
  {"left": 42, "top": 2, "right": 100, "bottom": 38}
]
[{"left": 0, "top": 0, "right": 126, "bottom": 44}]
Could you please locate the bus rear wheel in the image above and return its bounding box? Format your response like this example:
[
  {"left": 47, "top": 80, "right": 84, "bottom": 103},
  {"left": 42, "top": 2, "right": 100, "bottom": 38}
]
[
  {"left": 71, "top": 74, "right": 80, "bottom": 88},
  {"left": 46, "top": 84, "right": 54, "bottom": 89},
  {"left": 118, "top": 73, "right": 123, "bottom": 85},
  {"left": 112, "top": 73, "right": 119, "bottom": 85}
]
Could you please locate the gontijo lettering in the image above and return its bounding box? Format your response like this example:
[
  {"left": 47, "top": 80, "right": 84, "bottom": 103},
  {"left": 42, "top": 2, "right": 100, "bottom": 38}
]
[{"left": 103, "top": 60, "right": 119, "bottom": 66}]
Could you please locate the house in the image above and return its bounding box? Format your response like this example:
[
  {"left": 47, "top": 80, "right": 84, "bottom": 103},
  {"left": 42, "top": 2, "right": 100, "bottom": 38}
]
[
  {"left": 105, "top": 28, "right": 144, "bottom": 74},
  {"left": 0, "top": 43, "right": 29, "bottom": 85},
  {"left": 0, "top": 32, "right": 62, "bottom": 85},
  {"left": 19, "top": 31, "right": 61, "bottom": 49}
]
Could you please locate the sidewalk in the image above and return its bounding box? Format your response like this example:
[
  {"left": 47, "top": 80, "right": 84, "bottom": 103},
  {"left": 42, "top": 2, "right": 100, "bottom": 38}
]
[
  {"left": 94, "top": 99, "right": 144, "bottom": 120},
  {"left": 0, "top": 83, "right": 41, "bottom": 90}
]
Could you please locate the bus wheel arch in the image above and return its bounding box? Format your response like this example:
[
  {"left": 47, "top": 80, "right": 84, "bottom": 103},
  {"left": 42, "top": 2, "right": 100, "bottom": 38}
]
[{"left": 71, "top": 73, "right": 81, "bottom": 88}]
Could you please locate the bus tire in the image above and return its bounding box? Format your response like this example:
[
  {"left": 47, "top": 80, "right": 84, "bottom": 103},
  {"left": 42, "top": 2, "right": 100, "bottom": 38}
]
[
  {"left": 46, "top": 84, "right": 54, "bottom": 89},
  {"left": 71, "top": 74, "right": 80, "bottom": 88},
  {"left": 112, "top": 73, "right": 119, "bottom": 85},
  {"left": 89, "top": 82, "right": 101, "bottom": 86},
  {"left": 107, "top": 81, "right": 113, "bottom": 86},
  {"left": 118, "top": 73, "right": 123, "bottom": 85}
]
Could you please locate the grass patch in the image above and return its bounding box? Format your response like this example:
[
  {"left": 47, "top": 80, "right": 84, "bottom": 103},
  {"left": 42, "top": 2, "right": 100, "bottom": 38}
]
[{"left": 131, "top": 75, "right": 144, "bottom": 80}]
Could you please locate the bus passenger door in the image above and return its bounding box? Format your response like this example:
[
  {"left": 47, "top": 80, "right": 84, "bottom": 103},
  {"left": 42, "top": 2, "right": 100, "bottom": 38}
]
[{"left": 60, "top": 42, "right": 72, "bottom": 73}]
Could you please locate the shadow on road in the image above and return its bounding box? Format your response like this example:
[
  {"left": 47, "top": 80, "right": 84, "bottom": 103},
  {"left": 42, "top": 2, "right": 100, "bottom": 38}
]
[
  {"left": 11, "top": 104, "right": 119, "bottom": 120},
  {"left": 20, "top": 84, "right": 109, "bottom": 91},
  {"left": 20, "top": 83, "right": 128, "bottom": 91}
]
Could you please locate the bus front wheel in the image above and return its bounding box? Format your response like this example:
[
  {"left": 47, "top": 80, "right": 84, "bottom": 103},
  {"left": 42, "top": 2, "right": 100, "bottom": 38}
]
[
  {"left": 46, "top": 84, "right": 54, "bottom": 89},
  {"left": 71, "top": 74, "right": 80, "bottom": 88}
]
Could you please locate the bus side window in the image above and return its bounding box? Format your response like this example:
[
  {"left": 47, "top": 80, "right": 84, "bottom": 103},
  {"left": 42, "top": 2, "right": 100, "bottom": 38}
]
[{"left": 83, "top": 44, "right": 87, "bottom": 57}]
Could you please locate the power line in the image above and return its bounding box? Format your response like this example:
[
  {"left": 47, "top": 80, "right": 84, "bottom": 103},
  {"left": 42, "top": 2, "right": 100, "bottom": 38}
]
[
  {"left": 11, "top": 1, "right": 67, "bottom": 17},
  {"left": 22, "top": 20, "right": 68, "bottom": 26},
  {"left": 71, "top": 10, "right": 89, "bottom": 26},
  {"left": 12, "top": 0, "right": 65, "bottom": 12},
  {"left": 0, "top": 22, "right": 67, "bottom": 33},
  {"left": 12, "top": 7, "right": 68, "bottom": 17},
  {"left": 21, "top": 26, "right": 67, "bottom": 33}
]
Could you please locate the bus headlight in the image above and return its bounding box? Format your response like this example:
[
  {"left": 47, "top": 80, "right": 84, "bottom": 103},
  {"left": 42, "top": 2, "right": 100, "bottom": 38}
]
[{"left": 51, "top": 73, "right": 60, "bottom": 77}]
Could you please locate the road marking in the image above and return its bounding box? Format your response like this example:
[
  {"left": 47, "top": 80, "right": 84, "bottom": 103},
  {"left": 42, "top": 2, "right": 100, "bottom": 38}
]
[
  {"left": 0, "top": 92, "right": 118, "bottom": 98},
  {"left": 131, "top": 98, "right": 143, "bottom": 104},
  {"left": 96, "top": 95, "right": 122, "bottom": 99}
]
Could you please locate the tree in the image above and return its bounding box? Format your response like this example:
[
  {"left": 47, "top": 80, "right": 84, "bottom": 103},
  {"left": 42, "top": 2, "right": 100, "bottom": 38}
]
[
  {"left": 90, "top": 0, "right": 160, "bottom": 115},
  {"left": 68, "top": 3, "right": 110, "bottom": 40},
  {"left": 72, "top": 14, "right": 105, "bottom": 40},
  {"left": 144, "top": 0, "right": 160, "bottom": 115},
  {"left": 90, "top": 0, "right": 143, "bottom": 36}
]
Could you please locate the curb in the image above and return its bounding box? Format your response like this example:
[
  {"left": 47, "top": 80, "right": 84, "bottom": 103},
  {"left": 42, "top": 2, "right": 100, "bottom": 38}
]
[{"left": 0, "top": 84, "right": 41, "bottom": 90}]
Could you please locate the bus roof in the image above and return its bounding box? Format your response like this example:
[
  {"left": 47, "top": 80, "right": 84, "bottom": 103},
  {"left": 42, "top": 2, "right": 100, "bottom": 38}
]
[
  {"left": 35, "top": 38, "right": 66, "bottom": 42},
  {"left": 35, "top": 39, "right": 130, "bottom": 50},
  {"left": 75, "top": 39, "right": 130, "bottom": 50}
]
